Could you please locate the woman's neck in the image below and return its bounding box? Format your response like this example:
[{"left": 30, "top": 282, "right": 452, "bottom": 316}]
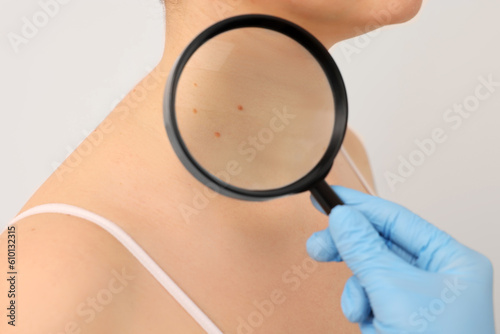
[{"left": 103, "top": 4, "right": 344, "bottom": 231}]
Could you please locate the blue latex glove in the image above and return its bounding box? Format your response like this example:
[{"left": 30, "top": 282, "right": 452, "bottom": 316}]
[{"left": 306, "top": 186, "right": 495, "bottom": 334}]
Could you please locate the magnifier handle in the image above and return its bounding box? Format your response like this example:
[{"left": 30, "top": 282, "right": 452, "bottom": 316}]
[{"left": 310, "top": 180, "right": 344, "bottom": 215}]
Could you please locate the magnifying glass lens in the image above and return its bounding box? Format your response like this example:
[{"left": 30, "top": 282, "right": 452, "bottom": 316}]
[{"left": 175, "top": 28, "right": 335, "bottom": 191}]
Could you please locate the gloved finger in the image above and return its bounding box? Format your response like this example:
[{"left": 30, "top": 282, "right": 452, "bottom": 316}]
[
  {"left": 341, "top": 276, "right": 372, "bottom": 323},
  {"left": 329, "top": 186, "right": 460, "bottom": 271},
  {"left": 311, "top": 193, "right": 416, "bottom": 264},
  {"left": 306, "top": 230, "right": 342, "bottom": 262},
  {"left": 359, "top": 319, "right": 376, "bottom": 334},
  {"left": 327, "top": 205, "right": 407, "bottom": 284},
  {"left": 384, "top": 238, "right": 417, "bottom": 265}
]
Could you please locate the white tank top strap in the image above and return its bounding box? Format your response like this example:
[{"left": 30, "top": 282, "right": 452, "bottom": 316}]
[
  {"left": 340, "top": 146, "right": 377, "bottom": 196},
  {"left": 2, "top": 203, "right": 223, "bottom": 334}
]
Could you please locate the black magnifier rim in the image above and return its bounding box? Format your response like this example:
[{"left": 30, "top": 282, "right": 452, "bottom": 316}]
[{"left": 164, "top": 14, "right": 348, "bottom": 202}]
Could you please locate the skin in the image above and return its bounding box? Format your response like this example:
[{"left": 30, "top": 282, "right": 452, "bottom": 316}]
[{"left": 1, "top": 1, "right": 422, "bottom": 333}]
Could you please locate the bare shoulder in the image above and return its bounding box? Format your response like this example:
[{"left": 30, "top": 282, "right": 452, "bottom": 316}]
[
  {"left": 0, "top": 213, "right": 137, "bottom": 333},
  {"left": 342, "top": 127, "right": 376, "bottom": 193}
]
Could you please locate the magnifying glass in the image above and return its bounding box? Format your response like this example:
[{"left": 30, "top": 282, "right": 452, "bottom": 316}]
[{"left": 163, "top": 14, "right": 348, "bottom": 215}]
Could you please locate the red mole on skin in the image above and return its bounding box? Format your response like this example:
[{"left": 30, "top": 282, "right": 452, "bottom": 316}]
[
  {"left": 215, "top": 132, "right": 221, "bottom": 138},
  {"left": 194, "top": 83, "right": 198, "bottom": 87},
  {"left": 193, "top": 108, "right": 198, "bottom": 114},
  {"left": 237, "top": 105, "right": 244, "bottom": 111}
]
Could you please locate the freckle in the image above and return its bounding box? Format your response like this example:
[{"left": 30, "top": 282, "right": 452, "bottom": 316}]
[
  {"left": 193, "top": 108, "right": 198, "bottom": 114},
  {"left": 237, "top": 105, "right": 244, "bottom": 111},
  {"left": 194, "top": 83, "right": 198, "bottom": 87},
  {"left": 215, "top": 132, "right": 221, "bottom": 138}
]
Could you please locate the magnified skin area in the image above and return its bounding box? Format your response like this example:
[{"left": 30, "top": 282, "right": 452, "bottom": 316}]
[{"left": 176, "top": 28, "right": 334, "bottom": 190}]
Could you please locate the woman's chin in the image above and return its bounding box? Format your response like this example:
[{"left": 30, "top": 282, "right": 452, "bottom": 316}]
[
  {"left": 344, "top": 0, "right": 423, "bottom": 39},
  {"left": 384, "top": 0, "right": 424, "bottom": 25}
]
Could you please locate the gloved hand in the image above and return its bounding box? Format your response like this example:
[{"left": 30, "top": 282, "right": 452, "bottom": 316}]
[{"left": 306, "top": 186, "right": 495, "bottom": 334}]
